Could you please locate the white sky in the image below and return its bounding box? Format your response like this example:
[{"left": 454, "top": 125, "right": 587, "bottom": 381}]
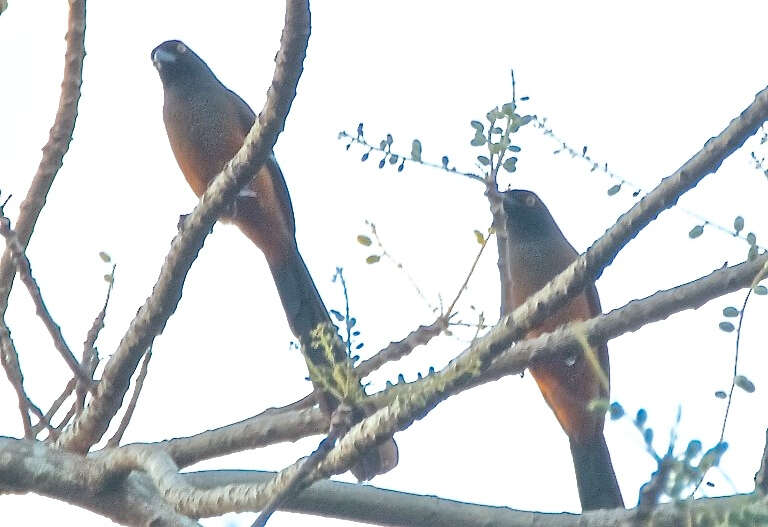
[{"left": 2, "top": 1, "right": 768, "bottom": 525}]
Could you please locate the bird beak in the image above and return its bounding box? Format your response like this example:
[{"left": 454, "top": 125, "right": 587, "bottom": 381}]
[{"left": 151, "top": 46, "right": 176, "bottom": 69}]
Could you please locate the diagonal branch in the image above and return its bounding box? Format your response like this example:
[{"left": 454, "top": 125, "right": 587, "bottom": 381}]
[
  {"left": 0, "top": 216, "right": 92, "bottom": 385},
  {"left": 0, "top": 0, "right": 86, "bottom": 319},
  {"left": 53, "top": 0, "right": 311, "bottom": 454}
]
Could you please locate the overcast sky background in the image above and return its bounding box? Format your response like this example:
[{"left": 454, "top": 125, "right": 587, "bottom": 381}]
[{"left": 3, "top": 2, "right": 768, "bottom": 525}]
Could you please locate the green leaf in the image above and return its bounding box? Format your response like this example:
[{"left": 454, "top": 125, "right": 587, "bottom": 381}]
[
  {"left": 357, "top": 235, "right": 372, "bottom": 247},
  {"left": 477, "top": 156, "right": 490, "bottom": 166},
  {"left": 609, "top": 402, "right": 624, "bottom": 420},
  {"left": 379, "top": 140, "right": 387, "bottom": 150},
  {"left": 389, "top": 154, "right": 399, "bottom": 164},
  {"left": 441, "top": 156, "right": 449, "bottom": 169},
  {"left": 714, "top": 390, "right": 727, "bottom": 399},
  {"left": 519, "top": 115, "right": 533, "bottom": 126},
  {"left": 685, "top": 440, "right": 702, "bottom": 460},
  {"left": 103, "top": 274, "right": 113, "bottom": 283},
  {"left": 722, "top": 306, "right": 739, "bottom": 317},
  {"left": 386, "top": 133, "right": 393, "bottom": 146},
  {"left": 470, "top": 120, "right": 484, "bottom": 132},
  {"left": 474, "top": 230, "right": 485, "bottom": 245},
  {"left": 635, "top": 408, "right": 647, "bottom": 428},
  {"left": 329, "top": 309, "right": 344, "bottom": 321},
  {"left": 643, "top": 428, "right": 654, "bottom": 445},
  {"left": 411, "top": 139, "right": 422, "bottom": 162},
  {"left": 98, "top": 251, "right": 111, "bottom": 263},
  {"left": 501, "top": 102, "right": 516, "bottom": 116},
  {"left": 748, "top": 245, "right": 758, "bottom": 261},
  {"left": 502, "top": 157, "right": 517, "bottom": 173},
  {"left": 508, "top": 145, "right": 521, "bottom": 152},
  {"left": 735, "top": 375, "right": 755, "bottom": 393},
  {"left": 753, "top": 285, "right": 768, "bottom": 295},
  {"left": 719, "top": 321, "right": 735, "bottom": 332},
  {"left": 361, "top": 152, "right": 369, "bottom": 162},
  {"left": 366, "top": 255, "right": 381, "bottom": 264},
  {"left": 607, "top": 184, "right": 621, "bottom": 196},
  {"left": 747, "top": 232, "right": 757, "bottom": 245},
  {"left": 488, "top": 143, "right": 502, "bottom": 155},
  {"left": 734, "top": 216, "right": 744, "bottom": 233},
  {"left": 470, "top": 135, "right": 486, "bottom": 147},
  {"left": 689, "top": 225, "right": 704, "bottom": 238}
]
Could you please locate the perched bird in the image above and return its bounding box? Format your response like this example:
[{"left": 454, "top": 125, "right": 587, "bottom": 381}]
[
  {"left": 151, "top": 39, "right": 397, "bottom": 480},
  {"left": 500, "top": 189, "right": 623, "bottom": 510}
]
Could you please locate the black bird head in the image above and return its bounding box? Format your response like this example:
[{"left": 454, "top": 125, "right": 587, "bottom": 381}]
[
  {"left": 502, "top": 189, "right": 566, "bottom": 242},
  {"left": 151, "top": 40, "right": 220, "bottom": 89}
]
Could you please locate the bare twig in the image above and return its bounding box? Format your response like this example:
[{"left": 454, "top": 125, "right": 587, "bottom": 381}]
[
  {"left": 0, "top": 329, "right": 34, "bottom": 438},
  {"left": 33, "top": 378, "right": 76, "bottom": 436},
  {"left": 54, "top": 0, "right": 311, "bottom": 454},
  {"left": 75, "top": 264, "right": 114, "bottom": 412},
  {"left": 106, "top": 348, "right": 152, "bottom": 447},
  {"left": 0, "top": 217, "right": 93, "bottom": 386}
]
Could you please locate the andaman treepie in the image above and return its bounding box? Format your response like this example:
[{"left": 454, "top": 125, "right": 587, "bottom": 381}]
[
  {"left": 500, "top": 189, "right": 623, "bottom": 510},
  {"left": 151, "top": 39, "right": 397, "bottom": 481}
]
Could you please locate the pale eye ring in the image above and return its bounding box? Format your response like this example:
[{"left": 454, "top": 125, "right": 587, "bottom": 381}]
[
  {"left": 524, "top": 195, "right": 536, "bottom": 207},
  {"left": 176, "top": 42, "right": 187, "bottom": 54}
]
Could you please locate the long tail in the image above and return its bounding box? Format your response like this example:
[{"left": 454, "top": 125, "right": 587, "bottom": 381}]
[
  {"left": 265, "top": 244, "right": 399, "bottom": 481},
  {"left": 569, "top": 434, "right": 623, "bottom": 510}
]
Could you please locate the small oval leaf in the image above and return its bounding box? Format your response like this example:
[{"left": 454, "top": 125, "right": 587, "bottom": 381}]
[
  {"left": 753, "top": 285, "right": 767, "bottom": 295},
  {"left": 722, "top": 306, "right": 739, "bottom": 317},
  {"left": 735, "top": 375, "right": 755, "bottom": 393},
  {"left": 366, "top": 255, "right": 381, "bottom": 264},
  {"left": 98, "top": 251, "right": 111, "bottom": 263},
  {"left": 689, "top": 225, "right": 704, "bottom": 239},
  {"left": 411, "top": 139, "right": 422, "bottom": 162},
  {"left": 734, "top": 216, "right": 744, "bottom": 233},
  {"left": 719, "top": 321, "right": 735, "bottom": 332},
  {"left": 357, "top": 235, "right": 372, "bottom": 247},
  {"left": 607, "top": 184, "right": 621, "bottom": 196},
  {"left": 474, "top": 230, "right": 485, "bottom": 245}
]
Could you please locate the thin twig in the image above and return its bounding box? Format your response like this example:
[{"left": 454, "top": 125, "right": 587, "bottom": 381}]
[
  {"left": 445, "top": 229, "right": 491, "bottom": 316},
  {"left": 0, "top": 217, "right": 93, "bottom": 386},
  {"left": 338, "top": 130, "right": 485, "bottom": 184},
  {"left": 0, "top": 323, "right": 33, "bottom": 438},
  {"left": 33, "top": 377, "right": 76, "bottom": 436},
  {"left": 107, "top": 348, "right": 153, "bottom": 447},
  {"left": 76, "top": 264, "right": 115, "bottom": 412}
]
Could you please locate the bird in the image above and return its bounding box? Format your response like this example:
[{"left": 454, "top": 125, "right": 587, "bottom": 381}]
[
  {"left": 499, "top": 189, "right": 623, "bottom": 511},
  {"left": 151, "top": 39, "right": 397, "bottom": 481}
]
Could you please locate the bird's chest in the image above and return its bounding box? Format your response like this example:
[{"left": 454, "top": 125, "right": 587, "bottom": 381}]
[{"left": 163, "top": 95, "right": 244, "bottom": 196}]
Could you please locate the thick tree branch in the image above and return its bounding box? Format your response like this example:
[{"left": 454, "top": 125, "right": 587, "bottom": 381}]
[
  {"left": 53, "top": 0, "right": 311, "bottom": 454},
  {"left": 0, "top": 438, "right": 199, "bottom": 527},
  {"left": 2, "top": 438, "right": 766, "bottom": 526}
]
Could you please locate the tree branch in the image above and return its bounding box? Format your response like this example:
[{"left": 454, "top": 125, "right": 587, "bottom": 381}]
[{"left": 0, "top": 0, "right": 86, "bottom": 319}]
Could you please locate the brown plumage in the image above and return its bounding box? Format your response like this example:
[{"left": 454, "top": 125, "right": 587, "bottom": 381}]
[
  {"left": 500, "top": 189, "right": 623, "bottom": 511},
  {"left": 151, "top": 39, "right": 397, "bottom": 480}
]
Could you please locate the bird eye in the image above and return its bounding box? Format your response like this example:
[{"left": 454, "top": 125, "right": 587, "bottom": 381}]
[
  {"left": 524, "top": 195, "right": 536, "bottom": 207},
  {"left": 176, "top": 42, "right": 187, "bottom": 54}
]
